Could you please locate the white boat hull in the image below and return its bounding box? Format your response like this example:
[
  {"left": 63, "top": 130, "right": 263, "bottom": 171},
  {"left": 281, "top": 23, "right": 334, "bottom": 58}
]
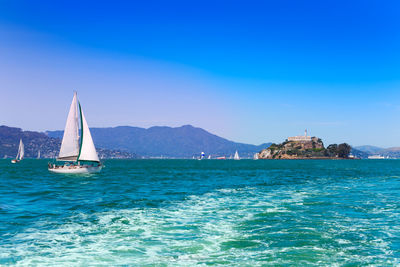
[{"left": 48, "top": 164, "right": 103, "bottom": 174}]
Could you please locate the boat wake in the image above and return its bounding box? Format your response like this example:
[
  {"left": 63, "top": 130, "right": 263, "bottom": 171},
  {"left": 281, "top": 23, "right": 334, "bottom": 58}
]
[{"left": 1, "top": 184, "right": 399, "bottom": 265}]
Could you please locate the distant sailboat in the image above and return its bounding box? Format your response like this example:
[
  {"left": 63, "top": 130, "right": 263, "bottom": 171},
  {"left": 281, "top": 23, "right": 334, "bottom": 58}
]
[
  {"left": 48, "top": 92, "right": 102, "bottom": 174},
  {"left": 11, "top": 139, "right": 24, "bottom": 163},
  {"left": 198, "top": 152, "right": 205, "bottom": 160},
  {"left": 208, "top": 155, "right": 211, "bottom": 159},
  {"left": 37, "top": 150, "right": 41, "bottom": 159},
  {"left": 253, "top": 153, "right": 259, "bottom": 160},
  {"left": 234, "top": 150, "right": 240, "bottom": 160}
]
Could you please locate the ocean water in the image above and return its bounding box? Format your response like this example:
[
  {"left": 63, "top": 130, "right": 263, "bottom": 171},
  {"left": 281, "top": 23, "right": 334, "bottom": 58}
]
[{"left": 0, "top": 159, "right": 399, "bottom": 266}]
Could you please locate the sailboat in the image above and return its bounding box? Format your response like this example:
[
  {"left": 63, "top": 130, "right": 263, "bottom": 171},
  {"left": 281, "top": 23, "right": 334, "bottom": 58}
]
[
  {"left": 48, "top": 92, "right": 102, "bottom": 174},
  {"left": 208, "top": 155, "right": 211, "bottom": 160},
  {"left": 253, "top": 153, "right": 259, "bottom": 160},
  {"left": 11, "top": 139, "right": 24, "bottom": 163},
  {"left": 198, "top": 152, "right": 205, "bottom": 160},
  {"left": 234, "top": 150, "right": 240, "bottom": 160},
  {"left": 37, "top": 150, "right": 41, "bottom": 159}
]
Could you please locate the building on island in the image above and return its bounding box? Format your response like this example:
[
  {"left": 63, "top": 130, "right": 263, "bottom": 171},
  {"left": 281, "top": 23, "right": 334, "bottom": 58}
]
[{"left": 287, "top": 129, "right": 312, "bottom": 142}]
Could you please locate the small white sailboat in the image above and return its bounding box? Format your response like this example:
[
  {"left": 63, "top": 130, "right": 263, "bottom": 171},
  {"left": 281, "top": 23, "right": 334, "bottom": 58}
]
[
  {"left": 253, "top": 153, "right": 259, "bottom": 160},
  {"left": 198, "top": 152, "right": 205, "bottom": 160},
  {"left": 11, "top": 139, "right": 24, "bottom": 163},
  {"left": 37, "top": 150, "right": 41, "bottom": 159},
  {"left": 234, "top": 150, "right": 240, "bottom": 160},
  {"left": 208, "top": 155, "right": 211, "bottom": 160},
  {"left": 48, "top": 92, "right": 102, "bottom": 174}
]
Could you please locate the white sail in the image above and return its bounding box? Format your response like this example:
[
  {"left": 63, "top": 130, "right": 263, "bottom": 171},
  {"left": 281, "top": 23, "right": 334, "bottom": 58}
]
[
  {"left": 58, "top": 92, "right": 80, "bottom": 161},
  {"left": 19, "top": 141, "right": 24, "bottom": 160},
  {"left": 16, "top": 139, "right": 24, "bottom": 160},
  {"left": 37, "top": 150, "right": 41, "bottom": 159},
  {"left": 15, "top": 141, "right": 20, "bottom": 160},
  {"left": 234, "top": 150, "right": 240, "bottom": 160},
  {"left": 77, "top": 104, "right": 100, "bottom": 162}
]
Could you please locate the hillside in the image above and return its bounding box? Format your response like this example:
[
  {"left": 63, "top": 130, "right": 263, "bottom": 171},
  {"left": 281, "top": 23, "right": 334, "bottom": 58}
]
[
  {"left": 350, "top": 148, "right": 370, "bottom": 159},
  {"left": 0, "top": 126, "right": 60, "bottom": 158},
  {"left": 353, "top": 145, "right": 384, "bottom": 155},
  {"left": 353, "top": 145, "right": 400, "bottom": 158},
  {"left": 47, "top": 125, "right": 271, "bottom": 158},
  {"left": 0, "top": 126, "right": 135, "bottom": 159}
]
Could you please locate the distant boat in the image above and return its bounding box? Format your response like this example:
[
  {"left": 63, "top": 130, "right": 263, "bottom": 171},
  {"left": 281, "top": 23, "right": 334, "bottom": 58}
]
[
  {"left": 253, "top": 153, "right": 259, "bottom": 160},
  {"left": 48, "top": 92, "right": 102, "bottom": 174},
  {"left": 11, "top": 139, "right": 24, "bottom": 163},
  {"left": 37, "top": 150, "right": 41, "bottom": 159},
  {"left": 368, "top": 155, "right": 385, "bottom": 159},
  {"left": 216, "top": 156, "right": 226, "bottom": 160},
  {"left": 198, "top": 151, "right": 205, "bottom": 160},
  {"left": 234, "top": 150, "right": 240, "bottom": 160},
  {"left": 208, "top": 155, "right": 211, "bottom": 159}
]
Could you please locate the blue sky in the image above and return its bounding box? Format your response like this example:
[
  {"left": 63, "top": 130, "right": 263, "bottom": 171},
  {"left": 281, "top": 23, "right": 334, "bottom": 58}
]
[{"left": 1, "top": 0, "right": 400, "bottom": 147}]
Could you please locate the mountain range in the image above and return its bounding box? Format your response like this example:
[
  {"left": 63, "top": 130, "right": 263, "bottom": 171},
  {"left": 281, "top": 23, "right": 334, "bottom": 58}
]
[
  {"left": 47, "top": 125, "right": 271, "bottom": 158},
  {"left": 4, "top": 123, "right": 399, "bottom": 159}
]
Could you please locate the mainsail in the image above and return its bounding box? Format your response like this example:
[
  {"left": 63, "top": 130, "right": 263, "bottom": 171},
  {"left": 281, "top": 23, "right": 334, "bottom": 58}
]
[
  {"left": 16, "top": 139, "right": 24, "bottom": 160},
  {"left": 234, "top": 150, "right": 240, "bottom": 160},
  {"left": 77, "top": 103, "right": 100, "bottom": 162},
  {"left": 58, "top": 92, "right": 80, "bottom": 161}
]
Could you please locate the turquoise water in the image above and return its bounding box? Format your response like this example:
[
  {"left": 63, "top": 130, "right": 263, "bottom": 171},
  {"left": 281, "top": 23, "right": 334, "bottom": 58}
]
[{"left": 0, "top": 159, "right": 399, "bottom": 265}]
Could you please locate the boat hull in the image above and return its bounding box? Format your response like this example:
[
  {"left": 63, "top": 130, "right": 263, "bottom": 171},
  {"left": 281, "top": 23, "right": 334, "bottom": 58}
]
[
  {"left": 11, "top": 159, "right": 19, "bottom": 164},
  {"left": 48, "top": 165, "right": 103, "bottom": 174}
]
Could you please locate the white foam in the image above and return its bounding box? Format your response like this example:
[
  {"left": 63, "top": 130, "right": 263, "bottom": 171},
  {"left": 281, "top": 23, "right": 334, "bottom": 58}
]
[{"left": 1, "top": 185, "right": 399, "bottom": 266}]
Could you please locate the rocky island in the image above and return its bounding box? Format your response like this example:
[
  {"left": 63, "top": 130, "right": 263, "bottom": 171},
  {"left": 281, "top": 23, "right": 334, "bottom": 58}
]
[{"left": 257, "top": 130, "right": 351, "bottom": 159}]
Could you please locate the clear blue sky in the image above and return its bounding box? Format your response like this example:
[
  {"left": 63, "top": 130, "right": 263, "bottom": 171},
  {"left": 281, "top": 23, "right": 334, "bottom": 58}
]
[{"left": 1, "top": 0, "right": 400, "bottom": 147}]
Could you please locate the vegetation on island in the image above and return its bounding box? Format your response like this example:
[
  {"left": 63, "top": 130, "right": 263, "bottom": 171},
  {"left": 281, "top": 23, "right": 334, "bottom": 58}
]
[{"left": 258, "top": 137, "right": 351, "bottom": 159}]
